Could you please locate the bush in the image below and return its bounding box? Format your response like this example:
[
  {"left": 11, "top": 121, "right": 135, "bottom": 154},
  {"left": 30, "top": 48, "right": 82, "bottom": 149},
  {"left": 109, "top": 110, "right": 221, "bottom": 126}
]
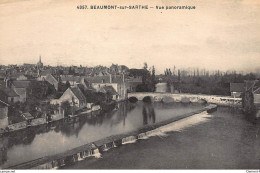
[{"left": 136, "top": 84, "right": 149, "bottom": 92}]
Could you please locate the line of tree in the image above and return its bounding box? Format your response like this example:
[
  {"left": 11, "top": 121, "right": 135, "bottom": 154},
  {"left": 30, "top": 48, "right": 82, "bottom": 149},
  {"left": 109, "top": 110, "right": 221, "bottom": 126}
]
[{"left": 160, "top": 66, "right": 258, "bottom": 96}]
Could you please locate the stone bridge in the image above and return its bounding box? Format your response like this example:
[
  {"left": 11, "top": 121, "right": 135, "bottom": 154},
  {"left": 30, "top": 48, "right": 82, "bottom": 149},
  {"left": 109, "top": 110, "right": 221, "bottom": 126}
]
[{"left": 127, "top": 92, "right": 242, "bottom": 106}]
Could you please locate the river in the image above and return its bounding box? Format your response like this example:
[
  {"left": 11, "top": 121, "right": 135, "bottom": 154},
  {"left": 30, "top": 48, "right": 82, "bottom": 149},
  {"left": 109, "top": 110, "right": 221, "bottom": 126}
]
[
  {"left": 62, "top": 106, "right": 260, "bottom": 169},
  {"left": 0, "top": 101, "right": 205, "bottom": 168}
]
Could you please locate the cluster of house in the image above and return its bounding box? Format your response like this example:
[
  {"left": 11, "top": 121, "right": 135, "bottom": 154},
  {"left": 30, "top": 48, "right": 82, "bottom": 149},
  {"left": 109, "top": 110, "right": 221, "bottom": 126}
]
[{"left": 0, "top": 57, "right": 143, "bottom": 129}]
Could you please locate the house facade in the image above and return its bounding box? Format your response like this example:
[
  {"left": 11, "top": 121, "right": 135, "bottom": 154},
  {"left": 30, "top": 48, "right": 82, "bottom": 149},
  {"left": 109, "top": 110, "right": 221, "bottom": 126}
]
[
  {"left": 11, "top": 81, "right": 31, "bottom": 102},
  {"left": 100, "top": 85, "right": 119, "bottom": 100},
  {"left": 85, "top": 74, "right": 127, "bottom": 100},
  {"left": 155, "top": 82, "right": 168, "bottom": 93},
  {"left": 0, "top": 88, "right": 20, "bottom": 103},
  {"left": 51, "top": 86, "right": 86, "bottom": 110}
]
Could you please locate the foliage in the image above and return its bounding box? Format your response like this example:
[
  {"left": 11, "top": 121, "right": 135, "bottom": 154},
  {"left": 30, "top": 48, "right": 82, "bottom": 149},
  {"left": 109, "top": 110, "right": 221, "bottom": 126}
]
[
  {"left": 61, "top": 101, "right": 71, "bottom": 117},
  {"left": 136, "top": 83, "right": 149, "bottom": 92},
  {"left": 242, "top": 91, "right": 256, "bottom": 115},
  {"left": 58, "top": 81, "right": 70, "bottom": 93},
  {"left": 134, "top": 62, "right": 156, "bottom": 92},
  {"left": 129, "top": 69, "right": 147, "bottom": 78},
  {"left": 27, "top": 81, "right": 55, "bottom": 100},
  {"left": 159, "top": 72, "right": 258, "bottom": 96},
  {"left": 83, "top": 90, "right": 107, "bottom": 104}
]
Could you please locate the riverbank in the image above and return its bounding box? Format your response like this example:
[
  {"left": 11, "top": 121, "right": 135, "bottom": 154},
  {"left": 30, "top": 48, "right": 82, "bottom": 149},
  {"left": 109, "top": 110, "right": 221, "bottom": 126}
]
[
  {"left": 6, "top": 104, "right": 217, "bottom": 169},
  {"left": 0, "top": 105, "right": 102, "bottom": 135},
  {"left": 1, "top": 93, "right": 240, "bottom": 135}
]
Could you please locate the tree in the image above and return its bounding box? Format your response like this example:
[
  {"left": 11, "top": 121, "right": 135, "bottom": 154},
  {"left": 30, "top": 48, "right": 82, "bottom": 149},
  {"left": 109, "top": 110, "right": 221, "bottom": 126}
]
[
  {"left": 142, "top": 63, "right": 150, "bottom": 84},
  {"left": 133, "top": 63, "right": 156, "bottom": 92},
  {"left": 169, "top": 69, "right": 172, "bottom": 76},
  {"left": 65, "top": 81, "right": 70, "bottom": 89},
  {"left": 178, "top": 70, "right": 181, "bottom": 82},
  {"left": 242, "top": 91, "right": 256, "bottom": 116},
  {"left": 24, "top": 97, "right": 40, "bottom": 115},
  {"left": 136, "top": 83, "right": 149, "bottom": 92},
  {"left": 105, "top": 91, "right": 113, "bottom": 102},
  {"left": 143, "top": 62, "right": 148, "bottom": 70},
  {"left": 61, "top": 101, "right": 71, "bottom": 117},
  {"left": 150, "top": 66, "right": 156, "bottom": 92},
  {"left": 46, "top": 84, "right": 56, "bottom": 96},
  {"left": 83, "top": 90, "right": 107, "bottom": 104}
]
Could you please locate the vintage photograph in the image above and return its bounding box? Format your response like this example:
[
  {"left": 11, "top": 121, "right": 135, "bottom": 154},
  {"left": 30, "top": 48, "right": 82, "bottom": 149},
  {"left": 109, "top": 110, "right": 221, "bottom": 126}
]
[{"left": 0, "top": 0, "right": 259, "bottom": 170}]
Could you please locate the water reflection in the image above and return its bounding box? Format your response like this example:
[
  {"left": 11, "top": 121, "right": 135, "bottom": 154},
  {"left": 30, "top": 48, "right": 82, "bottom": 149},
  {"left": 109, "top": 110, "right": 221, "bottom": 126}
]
[
  {"left": 142, "top": 103, "right": 156, "bottom": 125},
  {"left": 0, "top": 137, "right": 7, "bottom": 165},
  {"left": 0, "top": 101, "right": 204, "bottom": 168}
]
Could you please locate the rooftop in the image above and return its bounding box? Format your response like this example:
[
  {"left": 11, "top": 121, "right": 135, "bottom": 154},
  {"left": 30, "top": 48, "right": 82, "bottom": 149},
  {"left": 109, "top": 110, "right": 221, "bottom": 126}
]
[
  {"left": 101, "top": 86, "right": 118, "bottom": 95},
  {"left": 21, "top": 113, "right": 34, "bottom": 120},
  {"left": 0, "top": 87, "right": 19, "bottom": 97},
  {"left": 12, "top": 81, "right": 31, "bottom": 88},
  {"left": 70, "top": 87, "right": 86, "bottom": 101},
  {"left": 84, "top": 75, "right": 124, "bottom": 84}
]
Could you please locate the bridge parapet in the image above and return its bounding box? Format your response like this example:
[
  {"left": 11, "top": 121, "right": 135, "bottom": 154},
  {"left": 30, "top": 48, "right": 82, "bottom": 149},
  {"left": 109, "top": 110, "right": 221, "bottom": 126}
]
[{"left": 128, "top": 92, "right": 242, "bottom": 106}]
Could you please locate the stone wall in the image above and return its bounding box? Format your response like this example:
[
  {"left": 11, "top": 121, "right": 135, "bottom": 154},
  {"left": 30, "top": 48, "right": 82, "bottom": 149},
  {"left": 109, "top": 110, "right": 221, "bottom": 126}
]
[
  {"left": 31, "top": 118, "right": 46, "bottom": 126},
  {"left": 7, "top": 121, "right": 27, "bottom": 131}
]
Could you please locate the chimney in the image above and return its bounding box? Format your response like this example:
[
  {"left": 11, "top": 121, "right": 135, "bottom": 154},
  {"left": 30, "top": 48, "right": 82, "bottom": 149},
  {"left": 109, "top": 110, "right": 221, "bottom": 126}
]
[{"left": 109, "top": 74, "right": 112, "bottom": 83}]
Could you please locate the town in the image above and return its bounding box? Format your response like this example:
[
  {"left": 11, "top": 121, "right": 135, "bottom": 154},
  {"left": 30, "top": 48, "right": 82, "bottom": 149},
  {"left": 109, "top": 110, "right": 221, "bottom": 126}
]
[
  {"left": 0, "top": 57, "right": 259, "bottom": 133},
  {"left": 1, "top": 0, "right": 259, "bottom": 170},
  {"left": 0, "top": 57, "right": 259, "bottom": 169}
]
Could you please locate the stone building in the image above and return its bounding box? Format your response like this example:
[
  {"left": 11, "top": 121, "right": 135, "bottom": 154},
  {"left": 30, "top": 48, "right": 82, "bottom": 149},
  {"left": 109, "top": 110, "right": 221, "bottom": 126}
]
[
  {"left": 51, "top": 86, "right": 87, "bottom": 110},
  {"left": 85, "top": 74, "right": 127, "bottom": 100},
  {"left": 11, "top": 81, "right": 31, "bottom": 102}
]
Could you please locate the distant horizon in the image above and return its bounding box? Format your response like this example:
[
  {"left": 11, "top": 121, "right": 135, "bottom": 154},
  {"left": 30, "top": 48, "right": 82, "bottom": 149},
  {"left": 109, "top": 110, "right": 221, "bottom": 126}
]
[
  {"left": 0, "top": 57, "right": 258, "bottom": 76},
  {"left": 0, "top": 0, "right": 259, "bottom": 75}
]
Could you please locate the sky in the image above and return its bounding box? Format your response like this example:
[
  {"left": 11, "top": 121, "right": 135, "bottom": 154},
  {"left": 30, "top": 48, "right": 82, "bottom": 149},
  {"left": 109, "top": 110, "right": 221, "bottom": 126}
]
[{"left": 0, "top": 0, "right": 259, "bottom": 74}]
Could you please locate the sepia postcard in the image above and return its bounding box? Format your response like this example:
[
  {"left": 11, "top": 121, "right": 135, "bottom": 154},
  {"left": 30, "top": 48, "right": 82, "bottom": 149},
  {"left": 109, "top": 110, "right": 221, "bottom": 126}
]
[{"left": 0, "top": 0, "right": 259, "bottom": 171}]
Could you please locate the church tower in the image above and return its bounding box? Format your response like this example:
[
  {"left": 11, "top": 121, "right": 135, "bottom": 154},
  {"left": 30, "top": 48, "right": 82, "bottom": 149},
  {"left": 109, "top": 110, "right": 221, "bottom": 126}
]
[{"left": 37, "top": 55, "right": 43, "bottom": 69}]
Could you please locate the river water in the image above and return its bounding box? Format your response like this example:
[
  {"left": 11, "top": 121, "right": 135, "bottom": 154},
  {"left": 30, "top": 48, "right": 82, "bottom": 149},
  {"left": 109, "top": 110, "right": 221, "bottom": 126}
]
[
  {"left": 0, "top": 101, "right": 205, "bottom": 168},
  {"left": 62, "top": 107, "right": 260, "bottom": 169}
]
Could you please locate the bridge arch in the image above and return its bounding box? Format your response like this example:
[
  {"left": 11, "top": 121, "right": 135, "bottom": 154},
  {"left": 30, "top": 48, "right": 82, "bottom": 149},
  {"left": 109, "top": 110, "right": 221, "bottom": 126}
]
[
  {"left": 128, "top": 96, "right": 138, "bottom": 103},
  {"left": 142, "top": 96, "right": 152, "bottom": 103}
]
